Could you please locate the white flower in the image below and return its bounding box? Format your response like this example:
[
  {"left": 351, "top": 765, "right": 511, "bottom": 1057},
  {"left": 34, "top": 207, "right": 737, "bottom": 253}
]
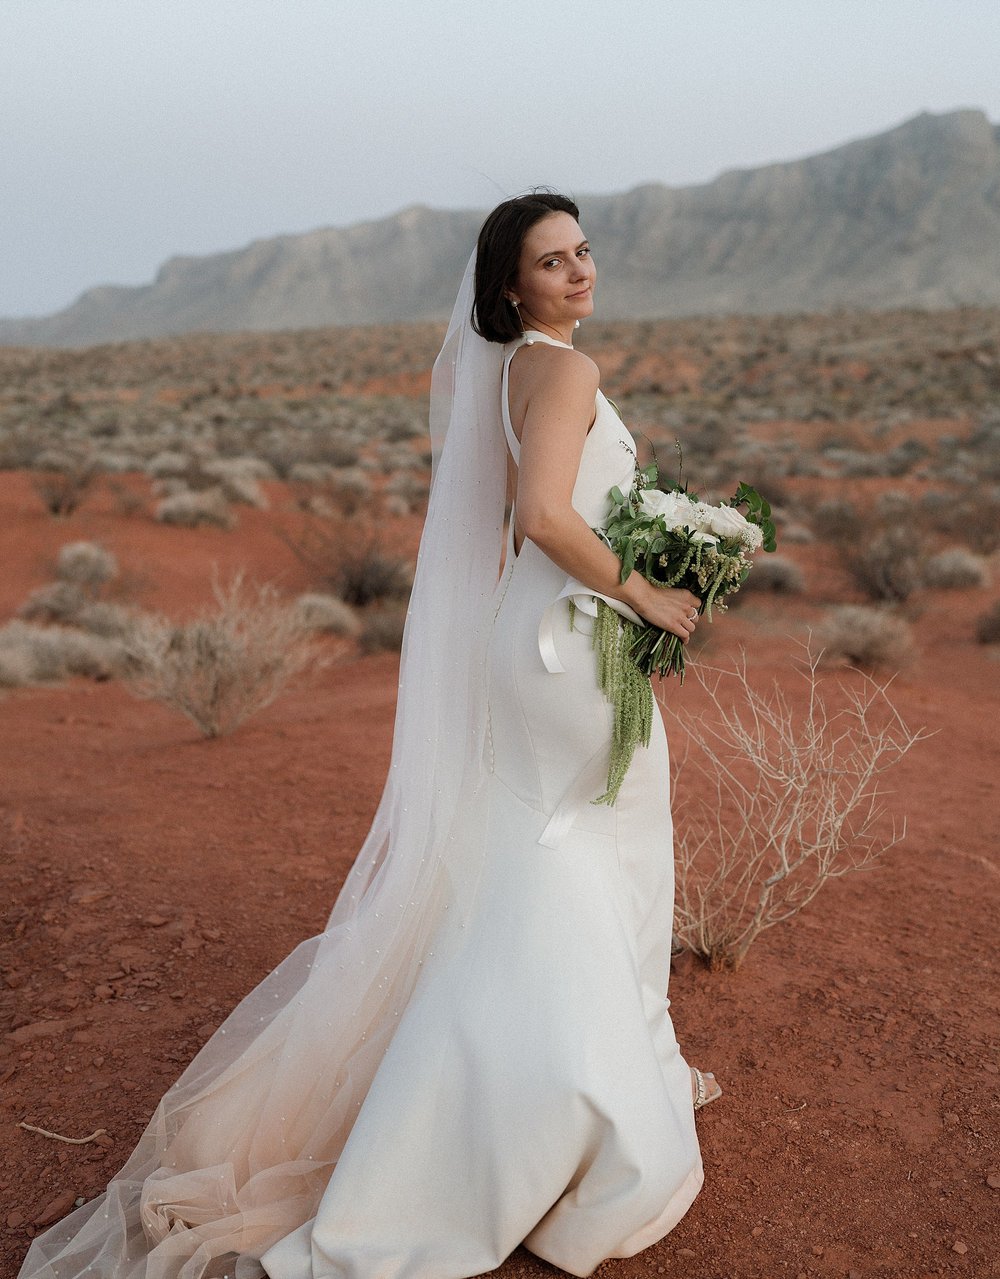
[
  {"left": 741, "top": 523, "right": 764, "bottom": 551},
  {"left": 639, "top": 488, "right": 700, "bottom": 529},
  {"left": 698, "top": 501, "right": 762, "bottom": 549}
]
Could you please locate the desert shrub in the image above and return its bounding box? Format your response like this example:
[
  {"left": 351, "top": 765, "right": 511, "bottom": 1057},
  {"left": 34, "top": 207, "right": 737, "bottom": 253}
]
[
  {"left": 31, "top": 454, "right": 98, "bottom": 517},
  {"left": 147, "top": 450, "right": 194, "bottom": 479},
  {"left": 959, "top": 490, "right": 1000, "bottom": 553},
  {"left": 309, "top": 437, "right": 363, "bottom": 469},
  {"left": 811, "top": 498, "right": 858, "bottom": 544},
  {"left": 328, "top": 538, "right": 413, "bottom": 608},
  {"left": 665, "top": 645, "right": 924, "bottom": 971},
  {"left": 0, "top": 430, "right": 41, "bottom": 470},
  {"left": 385, "top": 470, "right": 429, "bottom": 508},
  {"left": 779, "top": 521, "right": 814, "bottom": 545},
  {"left": 816, "top": 606, "right": 915, "bottom": 670},
  {"left": 74, "top": 601, "right": 139, "bottom": 641},
  {"left": 329, "top": 467, "right": 372, "bottom": 514},
  {"left": 0, "top": 648, "right": 34, "bottom": 688},
  {"left": 845, "top": 527, "right": 924, "bottom": 602},
  {"left": 202, "top": 460, "right": 269, "bottom": 508},
  {"left": 294, "top": 593, "right": 361, "bottom": 638},
  {"left": 0, "top": 621, "right": 127, "bottom": 683},
  {"left": 921, "top": 548, "right": 991, "bottom": 590},
  {"left": 124, "top": 573, "right": 319, "bottom": 737},
  {"left": 203, "top": 456, "right": 277, "bottom": 482},
  {"left": 873, "top": 490, "right": 914, "bottom": 523},
  {"left": 282, "top": 515, "right": 413, "bottom": 607},
  {"left": 739, "top": 555, "right": 805, "bottom": 596},
  {"left": 155, "top": 488, "right": 235, "bottom": 529},
  {"left": 287, "top": 463, "right": 335, "bottom": 486},
  {"left": 55, "top": 541, "right": 118, "bottom": 589},
  {"left": 824, "top": 448, "right": 889, "bottom": 478},
  {"left": 87, "top": 449, "right": 138, "bottom": 474},
  {"left": 381, "top": 408, "right": 425, "bottom": 443},
  {"left": 360, "top": 607, "right": 408, "bottom": 654},
  {"left": 106, "top": 478, "right": 148, "bottom": 518},
  {"left": 219, "top": 472, "right": 267, "bottom": 509},
  {"left": 51, "top": 629, "right": 128, "bottom": 680},
  {"left": 19, "top": 581, "right": 87, "bottom": 624},
  {"left": 974, "top": 601, "right": 1000, "bottom": 644}
]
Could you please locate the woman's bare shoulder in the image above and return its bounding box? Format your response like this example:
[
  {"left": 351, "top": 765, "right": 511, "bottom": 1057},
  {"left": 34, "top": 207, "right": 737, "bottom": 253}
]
[{"left": 510, "top": 342, "right": 600, "bottom": 396}]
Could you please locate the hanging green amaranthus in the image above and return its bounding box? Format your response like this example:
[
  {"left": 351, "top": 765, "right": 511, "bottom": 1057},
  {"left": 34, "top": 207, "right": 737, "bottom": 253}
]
[{"left": 569, "top": 597, "right": 653, "bottom": 806}]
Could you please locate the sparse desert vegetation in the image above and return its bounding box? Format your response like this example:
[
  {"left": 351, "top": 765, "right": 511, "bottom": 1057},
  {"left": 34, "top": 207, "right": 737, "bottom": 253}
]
[{"left": 1, "top": 311, "right": 998, "bottom": 1277}]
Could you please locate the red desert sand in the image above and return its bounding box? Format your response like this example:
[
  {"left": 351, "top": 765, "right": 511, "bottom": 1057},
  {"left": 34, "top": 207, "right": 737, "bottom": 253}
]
[{"left": 1, "top": 468, "right": 997, "bottom": 1279}]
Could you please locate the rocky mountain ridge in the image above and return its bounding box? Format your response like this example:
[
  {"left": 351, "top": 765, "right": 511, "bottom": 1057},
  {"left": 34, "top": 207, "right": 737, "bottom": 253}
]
[{"left": 3, "top": 108, "right": 998, "bottom": 347}]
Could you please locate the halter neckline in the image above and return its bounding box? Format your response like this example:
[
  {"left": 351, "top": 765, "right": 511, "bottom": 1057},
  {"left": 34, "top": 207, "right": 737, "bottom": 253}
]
[{"left": 521, "top": 328, "right": 574, "bottom": 350}]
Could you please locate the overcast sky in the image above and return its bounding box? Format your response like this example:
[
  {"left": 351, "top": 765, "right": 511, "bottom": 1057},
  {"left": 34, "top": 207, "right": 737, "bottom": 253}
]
[{"left": 2, "top": 0, "right": 998, "bottom": 317}]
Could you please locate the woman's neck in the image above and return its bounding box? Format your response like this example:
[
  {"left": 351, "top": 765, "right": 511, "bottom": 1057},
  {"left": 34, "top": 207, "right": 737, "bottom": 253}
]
[{"left": 521, "top": 318, "right": 575, "bottom": 346}]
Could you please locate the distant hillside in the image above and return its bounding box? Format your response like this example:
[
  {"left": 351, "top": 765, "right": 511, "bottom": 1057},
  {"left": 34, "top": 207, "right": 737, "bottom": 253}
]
[{"left": 3, "top": 108, "right": 999, "bottom": 348}]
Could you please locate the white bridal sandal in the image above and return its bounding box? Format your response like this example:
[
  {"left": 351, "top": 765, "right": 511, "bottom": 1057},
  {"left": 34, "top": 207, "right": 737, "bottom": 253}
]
[{"left": 691, "top": 1067, "right": 723, "bottom": 1110}]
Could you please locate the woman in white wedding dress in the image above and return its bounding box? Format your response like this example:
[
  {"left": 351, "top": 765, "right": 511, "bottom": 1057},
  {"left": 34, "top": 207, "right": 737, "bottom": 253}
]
[{"left": 18, "top": 193, "right": 719, "bottom": 1279}]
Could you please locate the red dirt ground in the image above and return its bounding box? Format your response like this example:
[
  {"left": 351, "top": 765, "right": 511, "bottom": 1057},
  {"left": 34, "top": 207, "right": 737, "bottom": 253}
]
[{"left": 1, "top": 470, "right": 998, "bottom": 1279}]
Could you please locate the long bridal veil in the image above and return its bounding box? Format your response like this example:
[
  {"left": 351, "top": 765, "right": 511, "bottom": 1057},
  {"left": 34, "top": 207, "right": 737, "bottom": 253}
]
[{"left": 19, "top": 252, "right": 511, "bottom": 1279}]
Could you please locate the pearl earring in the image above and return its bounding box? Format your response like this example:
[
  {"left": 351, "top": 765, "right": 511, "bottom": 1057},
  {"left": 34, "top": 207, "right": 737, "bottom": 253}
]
[{"left": 574, "top": 320, "right": 580, "bottom": 329}]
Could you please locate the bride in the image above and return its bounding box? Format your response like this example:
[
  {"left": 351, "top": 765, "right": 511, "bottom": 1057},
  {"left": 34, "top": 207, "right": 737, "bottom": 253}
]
[{"left": 19, "top": 192, "right": 721, "bottom": 1279}]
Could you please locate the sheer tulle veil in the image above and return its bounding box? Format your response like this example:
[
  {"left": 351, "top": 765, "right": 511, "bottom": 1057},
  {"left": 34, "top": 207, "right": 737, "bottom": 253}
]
[{"left": 18, "top": 251, "right": 510, "bottom": 1279}]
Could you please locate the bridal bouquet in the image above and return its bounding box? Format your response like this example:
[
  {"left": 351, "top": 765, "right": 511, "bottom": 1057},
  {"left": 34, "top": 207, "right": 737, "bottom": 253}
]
[
  {"left": 576, "top": 453, "right": 777, "bottom": 805},
  {"left": 592, "top": 460, "right": 776, "bottom": 678}
]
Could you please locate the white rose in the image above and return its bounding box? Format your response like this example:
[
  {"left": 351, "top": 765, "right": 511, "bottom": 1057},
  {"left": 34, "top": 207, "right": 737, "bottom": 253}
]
[
  {"left": 639, "top": 488, "right": 701, "bottom": 529},
  {"left": 697, "top": 501, "right": 764, "bottom": 550},
  {"left": 701, "top": 502, "right": 753, "bottom": 540}
]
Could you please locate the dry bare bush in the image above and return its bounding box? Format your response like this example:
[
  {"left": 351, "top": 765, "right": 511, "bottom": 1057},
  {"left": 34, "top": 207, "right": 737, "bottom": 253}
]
[
  {"left": 974, "top": 600, "right": 1000, "bottom": 644},
  {"left": 663, "top": 646, "right": 925, "bottom": 970},
  {"left": 816, "top": 605, "right": 915, "bottom": 670},
  {"left": 124, "top": 572, "right": 319, "bottom": 737},
  {"left": 921, "top": 548, "right": 991, "bottom": 590}
]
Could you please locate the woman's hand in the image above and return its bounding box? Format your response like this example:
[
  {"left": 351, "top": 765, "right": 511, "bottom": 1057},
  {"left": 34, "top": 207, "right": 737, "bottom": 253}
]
[{"left": 622, "top": 576, "right": 701, "bottom": 643}]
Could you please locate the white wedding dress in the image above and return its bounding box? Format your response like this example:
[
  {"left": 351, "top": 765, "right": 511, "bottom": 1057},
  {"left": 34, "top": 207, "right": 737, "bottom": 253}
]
[
  {"left": 18, "top": 330, "right": 703, "bottom": 1279},
  {"left": 261, "top": 330, "right": 704, "bottom": 1275}
]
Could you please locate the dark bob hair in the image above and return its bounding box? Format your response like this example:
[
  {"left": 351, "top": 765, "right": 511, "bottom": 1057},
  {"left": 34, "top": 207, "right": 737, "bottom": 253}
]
[{"left": 472, "top": 192, "right": 580, "bottom": 344}]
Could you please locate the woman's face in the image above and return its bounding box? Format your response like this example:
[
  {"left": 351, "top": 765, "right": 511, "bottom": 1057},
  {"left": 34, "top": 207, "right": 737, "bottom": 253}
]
[{"left": 508, "top": 211, "right": 596, "bottom": 334}]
